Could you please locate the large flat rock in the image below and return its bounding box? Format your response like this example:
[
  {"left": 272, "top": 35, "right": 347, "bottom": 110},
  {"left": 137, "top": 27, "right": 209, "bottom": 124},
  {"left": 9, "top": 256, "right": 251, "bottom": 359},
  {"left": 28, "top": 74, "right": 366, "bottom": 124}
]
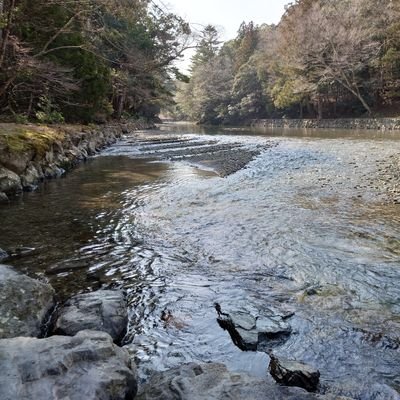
[
  {"left": 54, "top": 290, "right": 128, "bottom": 343},
  {"left": 0, "top": 264, "right": 55, "bottom": 338},
  {"left": 137, "top": 362, "right": 339, "bottom": 400},
  {"left": 0, "top": 330, "right": 137, "bottom": 400}
]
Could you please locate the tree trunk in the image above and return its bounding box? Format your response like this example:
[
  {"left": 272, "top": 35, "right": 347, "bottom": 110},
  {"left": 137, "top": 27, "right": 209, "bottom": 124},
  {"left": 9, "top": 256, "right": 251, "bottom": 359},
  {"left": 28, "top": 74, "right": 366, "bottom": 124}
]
[
  {"left": 354, "top": 90, "right": 372, "bottom": 115},
  {"left": 0, "top": 0, "right": 16, "bottom": 68},
  {"left": 317, "top": 96, "right": 323, "bottom": 120},
  {"left": 27, "top": 92, "right": 34, "bottom": 118},
  {"left": 306, "top": 97, "right": 312, "bottom": 116},
  {"left": 116, "top": 91, "right": 126, "bottom": 120},
  {"left": 336, "top": 74, "right": 372, "bottom": 116}
]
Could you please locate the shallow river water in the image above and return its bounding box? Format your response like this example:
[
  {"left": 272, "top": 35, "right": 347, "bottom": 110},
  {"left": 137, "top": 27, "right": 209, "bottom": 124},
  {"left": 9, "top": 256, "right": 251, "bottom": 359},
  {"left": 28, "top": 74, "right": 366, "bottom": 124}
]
[{"left": 1, "top": 124, "right": 400, "bottom": 397}]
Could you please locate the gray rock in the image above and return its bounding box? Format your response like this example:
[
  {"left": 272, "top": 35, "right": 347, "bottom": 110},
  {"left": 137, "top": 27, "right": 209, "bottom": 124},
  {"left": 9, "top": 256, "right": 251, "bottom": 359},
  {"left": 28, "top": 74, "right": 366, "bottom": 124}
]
[
  {"left": 269, "top": 353, "right": 320, "bottom": 392},
  {"left": 43, "top": 164, "right": 65, "bottom": 179},
  {"left": 230, "top": 311, "right": 256, "bottom": 330},
  {"left": 256, "top": 316, "right": 292, "bottom": 336},
  {"left": 137, "top": 362, "right": 329, "bottom": 400},
  {"left": 236, "top": 327, "right": 259, "bottom": 350},
  {"left": 0, "top": 330, "right": 137, "bottom": 400},
  {"left": 0, "top": 166, "right": 22, "bottom": 194},
  {"left": 0, "top": 191, "right": 8, "bottom": 203},
  {"left": 216, "top": 305, "right": 292, "bottom": 351},
  {"left": 54, "top": 290, "right": 128, "bottom": 343},
  {"left": 21, "top": 164, "right": 41, "bottom": 190},
  {"left": 44, "top": 149, "right": 55, "bottom": 164},
  {"left": 0, "top": 264, "right": 55, "bottom": 338}
]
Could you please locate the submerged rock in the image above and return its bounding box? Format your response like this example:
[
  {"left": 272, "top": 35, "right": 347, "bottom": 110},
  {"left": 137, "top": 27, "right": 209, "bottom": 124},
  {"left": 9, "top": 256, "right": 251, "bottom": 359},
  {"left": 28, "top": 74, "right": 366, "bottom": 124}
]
[
  {"left": 8, "top": 246, "right": 36, "bottom": 258},
  {"left": 0, "top": 330, "right": 137, "bottom": 400},
  {"left": 137, "top": 362, "right": 341, "bottom": 400},
  {"left": 54, "top": 289, "right": 128, "bottom": 343},
  {"left": 216, "top": 304, "right": 292, "bottom": 351},
  {"left": 269, "top": 352, "right": 320, "bottom": 392},
  {"left": 0, "top": 264, "right": 55, "bottom": 338}
]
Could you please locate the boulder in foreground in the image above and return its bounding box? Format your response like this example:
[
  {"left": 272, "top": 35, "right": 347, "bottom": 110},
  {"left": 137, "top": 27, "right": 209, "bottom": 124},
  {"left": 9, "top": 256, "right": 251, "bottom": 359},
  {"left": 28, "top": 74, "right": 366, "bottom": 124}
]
[
  {"left": 0, "top": 264, "right": 55, "bottom": 338},
  {"left": 0, "top": 330, "right": 137, "bottom": 400},
  {"left": 137, "top": 362, "right": 329, "bottom": 400},
  {"left": 53, "top": 289, "right": 128, "bottom": 343}
]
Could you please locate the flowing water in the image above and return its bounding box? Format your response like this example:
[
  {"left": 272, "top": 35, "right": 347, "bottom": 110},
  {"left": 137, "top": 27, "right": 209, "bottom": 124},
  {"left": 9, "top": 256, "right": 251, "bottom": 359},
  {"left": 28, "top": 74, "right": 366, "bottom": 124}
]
[{"left": 1, "top": 124, "right": 400, "bottom": 397}]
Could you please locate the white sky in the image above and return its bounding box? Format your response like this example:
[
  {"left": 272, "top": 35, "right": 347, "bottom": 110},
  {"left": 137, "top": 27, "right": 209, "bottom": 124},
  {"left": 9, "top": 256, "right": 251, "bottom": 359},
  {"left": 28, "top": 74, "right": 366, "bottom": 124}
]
[
  {"left": 157, "top": 0, "right": 289, "bottom": 71},
  {"left": 162, "top": 0, "right": 289, "bottom": 39}
]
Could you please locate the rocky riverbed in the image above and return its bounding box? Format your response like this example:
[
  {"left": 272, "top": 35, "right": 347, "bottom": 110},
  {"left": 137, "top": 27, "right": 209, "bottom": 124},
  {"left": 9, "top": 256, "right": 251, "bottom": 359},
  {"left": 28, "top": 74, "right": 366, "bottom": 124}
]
[
  {"left": 102, "top": 130, "right": 271, "bottom": 177},
  {"left": 0, "top": 263, "right": 350, "bottom": 400},
  {"left": 2, "top": 125, "right": 400, "bottom": 399}
]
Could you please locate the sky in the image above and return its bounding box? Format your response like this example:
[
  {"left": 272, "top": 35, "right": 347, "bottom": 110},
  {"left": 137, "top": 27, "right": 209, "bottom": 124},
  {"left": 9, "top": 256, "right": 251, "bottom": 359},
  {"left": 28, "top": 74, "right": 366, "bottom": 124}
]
[{"left": 156, "top": 0, "right": 289, "bottom": 71}]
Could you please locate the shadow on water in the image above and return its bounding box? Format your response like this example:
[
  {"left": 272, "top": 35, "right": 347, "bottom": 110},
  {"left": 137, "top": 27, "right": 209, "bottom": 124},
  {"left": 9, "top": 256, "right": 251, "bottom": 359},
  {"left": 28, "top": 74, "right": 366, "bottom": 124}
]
[{"left": 1, "top": 126, "right": 400, "bottom": 397}]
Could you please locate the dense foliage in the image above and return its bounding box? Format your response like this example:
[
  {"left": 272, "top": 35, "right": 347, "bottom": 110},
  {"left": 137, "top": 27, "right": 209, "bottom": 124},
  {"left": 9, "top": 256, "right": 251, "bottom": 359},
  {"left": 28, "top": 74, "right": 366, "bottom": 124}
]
[
  {"left": 0, "top": 0, "right": 191, "bottom": 123},
  {"left": 174, "top": 0, "right": 400, "bottom": 124}
]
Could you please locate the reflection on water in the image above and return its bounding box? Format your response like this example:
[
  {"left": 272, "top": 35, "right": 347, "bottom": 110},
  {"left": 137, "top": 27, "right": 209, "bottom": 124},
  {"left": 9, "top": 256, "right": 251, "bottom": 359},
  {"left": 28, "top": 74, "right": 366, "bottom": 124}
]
[{"left": 1, "top": 127, "right": 400, "bottom": 396}]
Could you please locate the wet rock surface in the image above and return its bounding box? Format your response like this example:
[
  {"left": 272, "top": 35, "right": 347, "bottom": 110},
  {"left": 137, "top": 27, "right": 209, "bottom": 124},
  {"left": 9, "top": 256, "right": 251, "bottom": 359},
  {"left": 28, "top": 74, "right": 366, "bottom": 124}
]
[
  {"left": 216, "top": 304, "right": 292, "bottom": 351},
  {"left": 269, "top": 353, "right": 320, "bottom": 392},
  {"left": 54, "top": 289, "right": 128, "bottom": 343},
  {"left": 0, "top": 264, "right": 55, "bottom": 338},
  {"left": 0, "top": 330, "right": 137, "bottom": 400},
  {"left": 137, "top": 362, "right": 330, "bottom": 400}
]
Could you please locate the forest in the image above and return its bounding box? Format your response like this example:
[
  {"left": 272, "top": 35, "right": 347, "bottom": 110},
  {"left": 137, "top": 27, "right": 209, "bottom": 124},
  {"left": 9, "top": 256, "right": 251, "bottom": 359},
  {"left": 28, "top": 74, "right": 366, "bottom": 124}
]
[
  {"left": 173, "top": 0, "right": 400, "bottom": 124},
  {"left": 0, "top": 0, "right": 191, "bottom": 123},
  {"left": 1, "top": 0, "right": 400, "bottom": 126}
]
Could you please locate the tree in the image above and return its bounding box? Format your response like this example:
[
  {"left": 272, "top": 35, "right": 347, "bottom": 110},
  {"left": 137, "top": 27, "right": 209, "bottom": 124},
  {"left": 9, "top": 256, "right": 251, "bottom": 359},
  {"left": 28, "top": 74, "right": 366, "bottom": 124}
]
[
  {"left": 234, "top": 21, "right": 258, "bottom": 72},
  {"left": 0, "top": 0, "right": 192, "bottom": 122},
  {"left": 272, "top": 0, "right": 384, "bottom": 116},
  {"left": 189, "top": 25, "right": 221, "bottom": 71}
]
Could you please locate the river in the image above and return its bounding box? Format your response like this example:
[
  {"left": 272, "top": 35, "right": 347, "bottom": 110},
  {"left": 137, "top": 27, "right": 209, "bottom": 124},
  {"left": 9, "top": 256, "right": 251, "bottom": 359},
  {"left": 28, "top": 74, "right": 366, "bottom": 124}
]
[{"left": 1, "top": 124, "right": 400, "bottom": 397}]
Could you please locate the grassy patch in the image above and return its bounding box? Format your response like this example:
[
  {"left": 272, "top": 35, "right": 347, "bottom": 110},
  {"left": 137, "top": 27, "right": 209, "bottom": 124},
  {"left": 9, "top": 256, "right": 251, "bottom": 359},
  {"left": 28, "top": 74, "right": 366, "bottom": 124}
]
[{"left": 0, "top": 123, "right": 66, "bottom": 157}]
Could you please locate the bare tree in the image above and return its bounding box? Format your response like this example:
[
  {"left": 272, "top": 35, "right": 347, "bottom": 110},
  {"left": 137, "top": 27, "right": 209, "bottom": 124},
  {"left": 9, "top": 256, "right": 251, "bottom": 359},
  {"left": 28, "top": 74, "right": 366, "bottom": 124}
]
[{"left": 274, "top": 0, "right": 383, "bottom": 115}]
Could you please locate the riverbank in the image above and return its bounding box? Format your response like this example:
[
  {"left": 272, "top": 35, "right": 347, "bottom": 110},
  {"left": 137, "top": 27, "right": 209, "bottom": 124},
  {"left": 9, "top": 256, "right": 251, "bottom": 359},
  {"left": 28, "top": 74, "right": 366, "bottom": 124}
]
[
  {"left": 0, "top": 121, "right": 154, "bottom": 202},
  {"left": 0, "top": 263, "right": 354, "bottom": 399},
  {"left": 251, "top": 117, "right": 400, "bottom": 131}
]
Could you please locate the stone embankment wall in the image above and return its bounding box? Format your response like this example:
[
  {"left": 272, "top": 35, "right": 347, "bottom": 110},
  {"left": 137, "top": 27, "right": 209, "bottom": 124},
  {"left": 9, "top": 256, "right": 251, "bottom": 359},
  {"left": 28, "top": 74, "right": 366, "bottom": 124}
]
[
  {"left": 251, "top": 118, "right": 400, "bottom": 131},
  {"left": 0, "top": 121, "right": 153, "bottom": 202}
]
